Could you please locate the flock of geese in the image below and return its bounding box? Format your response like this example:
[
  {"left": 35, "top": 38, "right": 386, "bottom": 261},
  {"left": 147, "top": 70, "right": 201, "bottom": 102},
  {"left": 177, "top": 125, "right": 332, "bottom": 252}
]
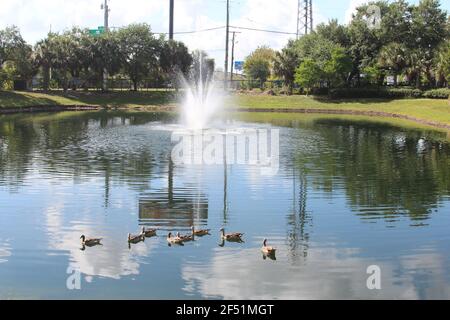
[{"left": 80, "top": 226, "right": 276, "bottom": 257}]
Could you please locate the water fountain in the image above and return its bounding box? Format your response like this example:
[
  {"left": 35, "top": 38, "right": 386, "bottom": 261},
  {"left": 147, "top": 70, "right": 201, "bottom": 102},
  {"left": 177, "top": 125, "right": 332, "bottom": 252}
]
[{"left": 180, "top": 51, "right": 223, "bottom": 130}]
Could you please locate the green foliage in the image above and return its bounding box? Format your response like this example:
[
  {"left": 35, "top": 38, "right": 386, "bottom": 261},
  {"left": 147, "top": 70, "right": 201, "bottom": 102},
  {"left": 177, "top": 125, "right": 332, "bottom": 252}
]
[
  {"left": 0, "top": 26, "right": 34, "bottom": 89},
  {"left": 117, "top": 24, "right": 161, "bottom": 91},
  {"left": 244, "top": 46, "right": 276, "bottom": 84},
  {"left": 1, "top": 23, "right": 199, "bottom": 92},
  {"left": 294, "top": 59, "right": 322, "bottom": 93},
  {"left": 422, "top": 88, "right": 450, "bottom": 99},
  {"left": 273, "top": 40, "right": 299, "bottom": 94},
  {"left": 327, "top": 87, "right": 450, "bottom": 99},
  {"left": 377, "top": 42, "right": 408, "bottom": 85},
  {"left": 324, "top": 47, "right": 353, "bottom": 87},
  {"left": 434, "top": 41, "right": 450, "bottom": 86},
  {"left": 279, "top": 0, "right": 449, "bottom": 90}
]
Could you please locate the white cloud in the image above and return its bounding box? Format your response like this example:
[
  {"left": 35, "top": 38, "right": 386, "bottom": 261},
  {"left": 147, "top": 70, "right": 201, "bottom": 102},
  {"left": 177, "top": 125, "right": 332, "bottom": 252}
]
[{"left": 345, "top": 0, "right": 369, "bottom": 24}]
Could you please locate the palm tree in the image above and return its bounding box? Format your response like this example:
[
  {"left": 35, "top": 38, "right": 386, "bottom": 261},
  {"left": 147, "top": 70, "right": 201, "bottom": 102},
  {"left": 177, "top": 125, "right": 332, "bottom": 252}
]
[
  {"left": 404, "top": 50, "right": 422, "bottom": 88},
  {"left": 433, "top": 42, "right": 450, "bottom": 87},
  {"left": 273, "top": 41, "right": 298, "bottom": 95},
  {"left": 377, "top": 42, "right": 407, "bottom": 86},
  {"left": 33, "top": 37, "right": 54, "bottom": 91}
]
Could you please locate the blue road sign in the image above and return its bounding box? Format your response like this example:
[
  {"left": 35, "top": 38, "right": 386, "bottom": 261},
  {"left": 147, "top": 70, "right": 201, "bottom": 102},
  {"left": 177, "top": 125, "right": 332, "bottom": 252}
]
[{"left": 234, "top": 61, "right": 244, "bottom": 71}]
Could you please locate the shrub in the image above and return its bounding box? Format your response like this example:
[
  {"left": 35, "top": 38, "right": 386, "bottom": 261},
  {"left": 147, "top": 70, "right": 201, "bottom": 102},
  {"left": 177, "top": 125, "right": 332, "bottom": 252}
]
[
  {"left": 328, "top": 88, "right": 424, "bottom": 99},
  {"left": 422, "top": 88, "right": 450, "bottom": 99}
]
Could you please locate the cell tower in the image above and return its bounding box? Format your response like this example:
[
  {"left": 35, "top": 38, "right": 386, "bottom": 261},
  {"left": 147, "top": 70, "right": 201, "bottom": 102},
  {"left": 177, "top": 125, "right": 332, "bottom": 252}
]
[{"left": 297, "top": 0, "right": 313, "bottom": 38}]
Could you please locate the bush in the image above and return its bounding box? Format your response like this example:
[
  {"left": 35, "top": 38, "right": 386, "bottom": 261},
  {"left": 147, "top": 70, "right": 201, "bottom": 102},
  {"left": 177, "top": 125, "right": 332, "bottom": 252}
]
[
  {"left": 328, "top": 87, "right": 424, "bottom": 99},
  {"left": 422, "top": 88, "right": 450, "bottom": 99},
  {"left": 311, "top": 87, "right": 329, "bottom": 95},
  {"left": 327, "top": 87, "right": 450, "bottom": 99}
]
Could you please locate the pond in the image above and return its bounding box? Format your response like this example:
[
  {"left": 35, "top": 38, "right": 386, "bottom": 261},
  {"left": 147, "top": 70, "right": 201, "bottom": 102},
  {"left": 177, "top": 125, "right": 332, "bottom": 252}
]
[{"left": 0, "top": 111, "right": 449, "bottom": 299}]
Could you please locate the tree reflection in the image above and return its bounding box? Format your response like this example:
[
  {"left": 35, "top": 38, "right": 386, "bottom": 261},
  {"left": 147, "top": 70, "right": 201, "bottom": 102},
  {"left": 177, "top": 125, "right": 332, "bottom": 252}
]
[{"left": 294, "top": 119, "right": 450, "bottom": 223}]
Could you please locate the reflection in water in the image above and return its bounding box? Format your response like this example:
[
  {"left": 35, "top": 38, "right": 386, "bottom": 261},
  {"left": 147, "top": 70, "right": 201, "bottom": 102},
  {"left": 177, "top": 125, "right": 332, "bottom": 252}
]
[
  {"left": 44, "top": 202, "right": 155, "bottom": 280},
  {"left": 0, "top": 241, "right": 11, "bottom": 264},
  {"left": 181, "top": 245, "right": 450, "bottom": 300},
  {"left": 302, "top": 119, "right": 450, "bottom": 223},
  {"left": 287, "top": 168, "right": 311, "bottom": 264},
  {"left": 0, "top": 111, "right": 450, "bottom": 299}
]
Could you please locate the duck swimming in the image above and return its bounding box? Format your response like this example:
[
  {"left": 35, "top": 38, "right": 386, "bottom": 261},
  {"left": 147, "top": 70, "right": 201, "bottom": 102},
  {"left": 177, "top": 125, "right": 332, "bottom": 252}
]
[
  {"left": 80, "top": 235, "right": 102, "bottom": 247},
  {"left": 220, "top": 228, "right": 244, "bottom": 242}
]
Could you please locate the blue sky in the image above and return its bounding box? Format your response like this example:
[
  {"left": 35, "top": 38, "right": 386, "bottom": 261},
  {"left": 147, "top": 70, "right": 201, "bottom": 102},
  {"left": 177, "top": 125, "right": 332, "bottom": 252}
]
[{"left": 0, "top": 0, "right": 448, "bottom": 70}]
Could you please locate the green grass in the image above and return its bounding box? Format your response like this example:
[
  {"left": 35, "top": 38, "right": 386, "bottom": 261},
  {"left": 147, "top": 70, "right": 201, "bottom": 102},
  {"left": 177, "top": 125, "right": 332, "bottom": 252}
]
[
  {"left": 234, "top": 111, "right": 450, "bottom": 136},
  {"left": 230, "top": 95, "right": 450, "bottom": 126},
  {"left": 0, "top": 90, "right": 175, "bottom": 108}
]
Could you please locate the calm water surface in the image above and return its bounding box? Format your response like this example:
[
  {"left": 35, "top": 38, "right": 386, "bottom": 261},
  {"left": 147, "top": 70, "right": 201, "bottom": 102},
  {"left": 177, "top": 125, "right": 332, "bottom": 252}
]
[{"left": 0, "top": 111, "right": 450, "bottom": 299}]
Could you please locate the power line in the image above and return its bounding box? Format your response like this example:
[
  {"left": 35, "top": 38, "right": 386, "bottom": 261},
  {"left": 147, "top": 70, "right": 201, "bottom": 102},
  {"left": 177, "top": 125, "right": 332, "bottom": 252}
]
[
  {"left": 154, "top": 25, "right": 298, "bottom": 37},
  {"left": 153, "top": 26, "right": 226, "bottom": 35},
  {"left": 229, "top": 26, "right": 297, "bottom": 35}
]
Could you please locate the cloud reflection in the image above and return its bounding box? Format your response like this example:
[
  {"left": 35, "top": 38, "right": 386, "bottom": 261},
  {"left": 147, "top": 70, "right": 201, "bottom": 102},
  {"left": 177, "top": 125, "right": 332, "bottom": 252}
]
[
  {"left": 0, "top": 240, "right": 11, "bottom": 264},
  {"left": 44, "top": 203, "right": 156, "bottom": 280},
  {"left": 181, "top": 245, "right": 450, "bottom": 299}
]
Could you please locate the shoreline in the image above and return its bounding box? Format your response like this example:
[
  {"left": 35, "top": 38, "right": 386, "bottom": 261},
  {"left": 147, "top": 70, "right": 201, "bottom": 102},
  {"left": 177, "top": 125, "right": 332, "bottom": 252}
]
[
  {"left": 233, "top": 107, "right": 450, "bottom": 131},
  {"left": 1, "top": 103, "right": 449, "bottom": 132}
]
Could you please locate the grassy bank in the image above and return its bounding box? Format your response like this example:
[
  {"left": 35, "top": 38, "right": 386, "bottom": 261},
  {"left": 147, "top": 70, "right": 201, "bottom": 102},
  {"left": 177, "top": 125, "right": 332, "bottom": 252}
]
[
  {"left": 1, "top": 90, "right": 449, "bottom": 130},
  {"left": 232, "top": 94, "right": 450, "bottom": 127},
  {"left": 0, "top": 90, "right": 175, "bottom": 109}
]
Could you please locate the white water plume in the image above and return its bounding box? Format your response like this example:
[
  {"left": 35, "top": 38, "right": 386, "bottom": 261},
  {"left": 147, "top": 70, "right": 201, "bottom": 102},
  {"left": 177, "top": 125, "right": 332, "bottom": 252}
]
[{"left": 180, "top": 52, "right": 223, "bottom": 130}]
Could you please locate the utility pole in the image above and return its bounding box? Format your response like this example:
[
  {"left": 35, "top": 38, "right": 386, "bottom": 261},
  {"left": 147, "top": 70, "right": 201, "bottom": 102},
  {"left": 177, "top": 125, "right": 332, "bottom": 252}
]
[
  {"left": 103, "top": 0, "right": 109, "bottom": 31},
  {"left": 102, "top": 0, "right": 110, "bottom": 91},
  {"left": 169, "top": 0, "right": 174, "bottom": 40},
  {"left": 230, "top": 31, "right": 236, "bottom": 84},
  {"left": 230, "top": 31, "right": 241, "bottom": 86},
  {"left": 224, "top": 0, "right": 230, "bottom": 90}
]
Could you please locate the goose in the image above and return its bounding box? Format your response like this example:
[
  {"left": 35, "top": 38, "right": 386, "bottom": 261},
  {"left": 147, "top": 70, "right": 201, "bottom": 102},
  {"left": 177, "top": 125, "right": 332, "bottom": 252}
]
[
  {"left": 191, "top": 226, "right": 210, "bottom": 236},
  {"left": 141, "top": 227, "right": 157, "bottom": 237},
  {"left": 177, "top": 232, "right": 194, "bottom": 242},
  {"left": 220, "top": 228, "right": 244, "bottom": 242},
  {"left": 80, "top": 235, "right": 102, "bottom": 247},
  {"left": 128, "top": 233, "right": 144, "bottom": 244},
  {"left": 261, "top": 239, "right": 276, "bottom": 255},
  {"left": 167, "top": 232, "right": 184, "bottom": 245}
]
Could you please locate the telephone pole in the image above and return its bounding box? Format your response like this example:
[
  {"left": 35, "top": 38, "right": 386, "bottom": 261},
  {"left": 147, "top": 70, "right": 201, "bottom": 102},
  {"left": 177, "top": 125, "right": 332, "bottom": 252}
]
[
  {"left": 230, "top": 31, "right": 241, "bottom": 85},
  {"left": 102, "top": 0, "right": 110, "bottom": 91},
  {"left": 169, "top": 0, "right": 174, "bottom": 40},
  {"left": 224, "top": 0, "right": 230, "bottom": 90},
  {"left": 103, "top": 0, "right": 109, "bottom": 31},
  {"left": 230, "top": 31, "right": 236, "bottom": 84}
]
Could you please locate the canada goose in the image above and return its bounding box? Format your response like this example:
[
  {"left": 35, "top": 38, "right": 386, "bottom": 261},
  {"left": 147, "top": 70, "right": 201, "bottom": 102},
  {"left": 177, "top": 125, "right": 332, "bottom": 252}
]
[
  {"left": 141, "top": 227, "right": 157, "bottom": 237},
  {"left": 167, "top": 232, "right": 184, "bottom": 245},
  {"left": 128, "top": 233, "right": 144, "bottom": 244},
  {"left": 191, "top": 226, "right": 210, "bottom": 236},
  {"left": 177, "top": 232, "right": 194, "bottom": 242},
  {"left": 80, "top": 235, "right": 102, "bottom": 247},
  {"left": 261, "top": 239, "right": 276, "bottom": 255},
  {"left": 220, "top": 228, "right": 244, "bottom": 242}
]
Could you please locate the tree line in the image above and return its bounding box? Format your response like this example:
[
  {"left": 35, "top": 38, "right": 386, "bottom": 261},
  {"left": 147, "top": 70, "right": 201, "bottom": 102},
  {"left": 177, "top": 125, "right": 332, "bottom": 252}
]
[
  {"left": 0, "top": 23, "right": 215, "bottom": 91},
  {"left": 244, "top": 0, "right": 450, "bottom": 94}
]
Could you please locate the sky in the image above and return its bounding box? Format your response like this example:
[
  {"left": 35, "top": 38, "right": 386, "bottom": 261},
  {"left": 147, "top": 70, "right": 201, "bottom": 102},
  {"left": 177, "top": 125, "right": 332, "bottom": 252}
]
[{"left": 0, "top": 0, "right": 449, "bottom": 71}]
